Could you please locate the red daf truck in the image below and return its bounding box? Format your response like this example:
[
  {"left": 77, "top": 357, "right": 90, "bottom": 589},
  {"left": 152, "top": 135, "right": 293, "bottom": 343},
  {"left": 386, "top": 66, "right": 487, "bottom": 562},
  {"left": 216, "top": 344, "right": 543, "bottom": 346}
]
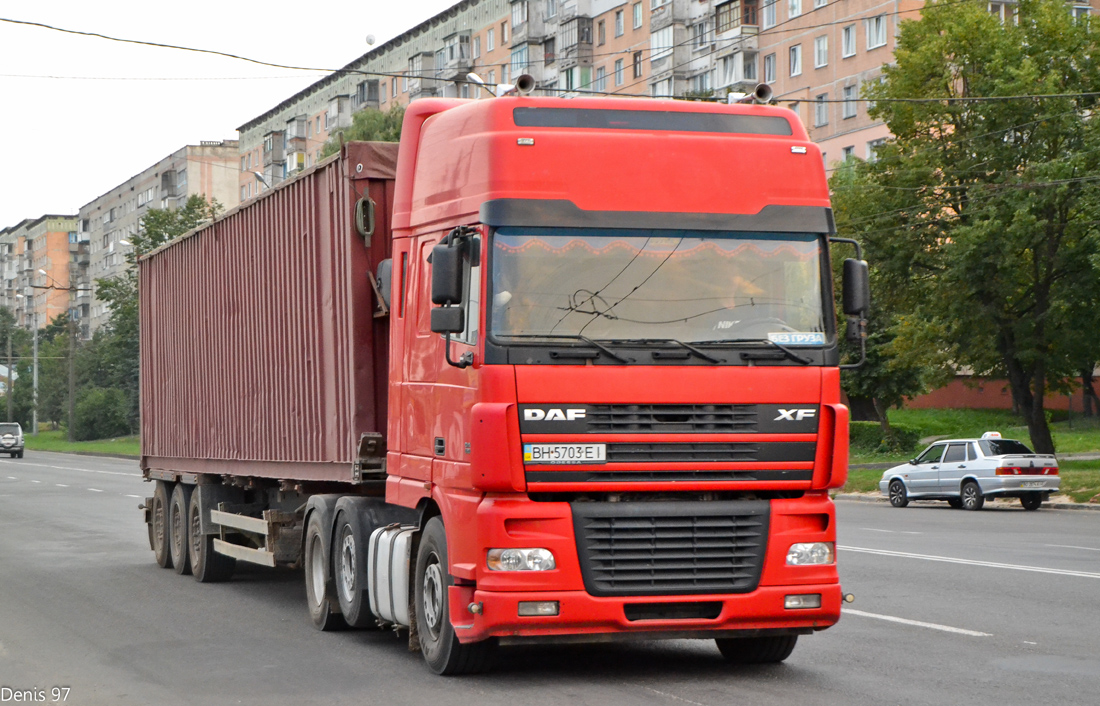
[{"left": 140, "top": 84, "right": 867, "bottom": 675}]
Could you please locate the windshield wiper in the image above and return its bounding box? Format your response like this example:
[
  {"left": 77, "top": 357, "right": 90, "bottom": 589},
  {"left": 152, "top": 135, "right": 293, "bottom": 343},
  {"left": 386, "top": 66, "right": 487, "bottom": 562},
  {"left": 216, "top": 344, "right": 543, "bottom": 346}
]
[
  {"left": 692, "top": 338, "right": 814, "bottom": 365},
  {"left": 603, "top": 337, "right": 721, "bottom": 364},
  {"left": 502, "top": 333, "right": 630, "bottom": 363}
]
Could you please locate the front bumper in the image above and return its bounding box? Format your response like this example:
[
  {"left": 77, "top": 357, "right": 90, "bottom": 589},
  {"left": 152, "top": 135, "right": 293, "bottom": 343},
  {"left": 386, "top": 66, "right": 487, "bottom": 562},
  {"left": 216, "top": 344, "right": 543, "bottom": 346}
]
[{"left": 450, "top": 583, "right": 843, "bottom": 643}]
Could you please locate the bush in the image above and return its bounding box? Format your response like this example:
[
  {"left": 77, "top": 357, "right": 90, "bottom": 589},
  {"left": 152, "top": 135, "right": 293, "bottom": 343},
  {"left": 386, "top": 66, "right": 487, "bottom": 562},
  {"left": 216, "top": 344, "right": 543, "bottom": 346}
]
[
  {"left": 850, "top": 421, "right": 921, "bottom": 455},
  {"left": 74, "top": 387, "right": 132, "bottom": 441}
]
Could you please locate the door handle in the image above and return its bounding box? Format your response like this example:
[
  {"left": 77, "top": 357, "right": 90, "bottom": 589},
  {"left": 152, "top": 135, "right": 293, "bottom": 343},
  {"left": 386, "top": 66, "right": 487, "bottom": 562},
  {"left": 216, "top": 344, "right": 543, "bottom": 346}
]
[
  {"left": 931, "top": 465, "right": 939, "bottom": 470},
  {"left": 958, "top": 465, "right": 966, "bottom": 469}
]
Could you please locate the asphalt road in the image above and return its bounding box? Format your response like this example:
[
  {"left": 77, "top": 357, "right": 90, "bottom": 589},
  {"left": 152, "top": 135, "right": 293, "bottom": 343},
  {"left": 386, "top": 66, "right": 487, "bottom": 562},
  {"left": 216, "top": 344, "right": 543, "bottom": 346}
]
[{"left": 2, "top": 452, "right": 1099, "bottom": 706}]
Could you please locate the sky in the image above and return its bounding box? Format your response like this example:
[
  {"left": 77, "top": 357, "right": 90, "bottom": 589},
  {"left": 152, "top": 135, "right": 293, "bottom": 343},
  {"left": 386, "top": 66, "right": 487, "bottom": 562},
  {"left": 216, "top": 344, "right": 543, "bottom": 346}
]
[{"left": 0, "top": 0, "right": 458, "bottom": 230}]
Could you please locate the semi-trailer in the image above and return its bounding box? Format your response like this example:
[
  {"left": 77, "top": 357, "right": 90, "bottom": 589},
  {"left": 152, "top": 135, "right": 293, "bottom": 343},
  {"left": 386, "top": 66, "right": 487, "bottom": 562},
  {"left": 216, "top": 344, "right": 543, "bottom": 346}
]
[{"left": 139, "top": 83, "right": 867, "bottom": 675}]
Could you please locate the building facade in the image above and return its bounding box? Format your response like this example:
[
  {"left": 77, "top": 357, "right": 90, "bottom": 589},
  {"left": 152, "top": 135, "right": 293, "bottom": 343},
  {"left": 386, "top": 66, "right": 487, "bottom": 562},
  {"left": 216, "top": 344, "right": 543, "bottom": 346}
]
[
  {"left": 0, "top": 215, "right": 84, "bottom": 335},
  {"left": 78, "top": 140, "right": 240, "bottom": 333}
]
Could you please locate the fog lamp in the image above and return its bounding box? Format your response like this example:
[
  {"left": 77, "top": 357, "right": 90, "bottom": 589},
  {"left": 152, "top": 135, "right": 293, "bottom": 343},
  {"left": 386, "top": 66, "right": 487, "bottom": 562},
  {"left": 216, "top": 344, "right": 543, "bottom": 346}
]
[
  {"left": 785, "top": 594, "right": 822, "bottom": 610},
  {"left": 518, "top": 601, "right": 560, "bottom": 617}
]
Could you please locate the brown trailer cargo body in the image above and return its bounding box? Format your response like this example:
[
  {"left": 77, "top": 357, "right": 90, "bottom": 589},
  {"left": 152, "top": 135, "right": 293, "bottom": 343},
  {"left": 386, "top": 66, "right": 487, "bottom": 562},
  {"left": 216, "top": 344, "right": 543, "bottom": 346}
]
[{"left": 139, "top": 142, "right": 398, "bottom": 484}]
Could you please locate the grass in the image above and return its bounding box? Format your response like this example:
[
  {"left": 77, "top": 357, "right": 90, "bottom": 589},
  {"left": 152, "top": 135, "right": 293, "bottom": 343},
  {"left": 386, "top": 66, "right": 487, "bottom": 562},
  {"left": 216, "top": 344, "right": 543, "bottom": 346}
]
[
  {"left": 845, "top": 408, "right": 1100, "bottom": 502},
  {"left": 24, "top": 430, "right": 140, "bottom": 457}
]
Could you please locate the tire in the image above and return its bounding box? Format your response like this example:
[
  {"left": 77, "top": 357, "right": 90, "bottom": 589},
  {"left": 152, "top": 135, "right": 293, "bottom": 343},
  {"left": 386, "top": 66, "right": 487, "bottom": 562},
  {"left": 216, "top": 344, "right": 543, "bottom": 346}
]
[
  {"left": 415, "top": 517, "right": 495, "bottom": 675},
  {"left": 716, "top": 635, "right": 799, "bottom": 664},
  {"left": 961, "top": 481, "right": 985, "bottom": 511},
  {"left": 303, "top": 511, "right": 346, "bottom": 631},
  {"left": 151, "top": 480, "right": 174, "bottom": 569},
  {"left": 1020, "top": 493, "right": 1043, "bottom": 511},
  {"left": 169, "top": 484, "right": 193, "bottom": 576},
  {"left": 334, "top": 511, "right": 377, "bottom": 628},
  {"left": 888, "top": 479, "right": 909, "bottom": 508},
  {"left": 17, "top": 451, "right": 23, "bottom": 458},
  {"left": 187, "top": 488, "right": 235, "bottom": 583},
  {"left": 947, "top": 498, "right": 963, "bottom": 509}
]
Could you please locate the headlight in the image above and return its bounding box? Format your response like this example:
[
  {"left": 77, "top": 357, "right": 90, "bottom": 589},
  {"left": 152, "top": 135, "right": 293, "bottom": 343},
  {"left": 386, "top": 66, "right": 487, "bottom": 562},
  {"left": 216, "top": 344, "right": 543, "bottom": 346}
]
[
  {"left": 487, "top": 548, "right": 556, "bottom": 571},
  {"left": 786, "top": 542, "right": 835, "bottom": 566}
]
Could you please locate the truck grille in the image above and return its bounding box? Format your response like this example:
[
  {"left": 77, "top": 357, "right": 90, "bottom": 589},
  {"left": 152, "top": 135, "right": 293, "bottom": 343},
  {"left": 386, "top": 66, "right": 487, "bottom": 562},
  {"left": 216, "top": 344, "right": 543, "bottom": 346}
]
[
  {"left": 605, "top": 442, "right": 815, "bottom": 463},
  {"left": 588, "top": 404, "right": 757, "bottom": 433},
  {"left": 571, "top": 500, "right": 769, "bottom": 597}
]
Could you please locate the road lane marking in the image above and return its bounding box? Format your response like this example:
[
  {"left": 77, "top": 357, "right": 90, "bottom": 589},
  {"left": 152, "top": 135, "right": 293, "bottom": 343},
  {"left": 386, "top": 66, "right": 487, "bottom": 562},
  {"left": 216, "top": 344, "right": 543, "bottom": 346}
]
[
  {"left": 6, "top": 476, "right": 15, "bottom": 480},
  {"left": 860, "top": 528, "right": 921, "bottom": 535},
  {"left": 843, "top": 608, "right": 991, "bottom": 637},
  {"left": 841, "top": 545, "right": 1100, "bottom": 579},
  {"left": 56, "top": 484, "right": 68, "bottom": 488},
  {"left": 0, "top": 459, "right": 139, "bottom": 477},
  {"left": 30, "top": 480, "right": 41, "bottom": 484},
  {"left": 87, "top": 488, "right": 103, "bottom": 493},
  {"left": 124, "top": 494, "right": 141, "bottom": 499},
  {"left": 1046, "top": 544, "right": 1100, "bottom": 552}
]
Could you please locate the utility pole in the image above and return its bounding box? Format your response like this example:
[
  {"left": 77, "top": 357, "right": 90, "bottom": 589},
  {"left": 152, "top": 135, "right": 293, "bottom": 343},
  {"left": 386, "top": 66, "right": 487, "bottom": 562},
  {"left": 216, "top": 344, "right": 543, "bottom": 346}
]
[
  {"left": 68, "top": 312, "right": 76, "bottom": 442},
  {"left": 5, "top": 330, "right": 11, "bottom": 423},
  {"left": 31, "top": 310, "right": 38, "bottom": 436}
]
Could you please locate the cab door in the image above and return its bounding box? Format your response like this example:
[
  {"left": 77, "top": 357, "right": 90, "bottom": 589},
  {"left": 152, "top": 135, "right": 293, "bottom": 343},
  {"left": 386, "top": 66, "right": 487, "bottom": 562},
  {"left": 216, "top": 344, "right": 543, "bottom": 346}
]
[
  {"left": 936, "top": 443, "right": 969, "bottom": 494},
  {"left": 908, "top": 443, "right": 946, "bottom": 496}
]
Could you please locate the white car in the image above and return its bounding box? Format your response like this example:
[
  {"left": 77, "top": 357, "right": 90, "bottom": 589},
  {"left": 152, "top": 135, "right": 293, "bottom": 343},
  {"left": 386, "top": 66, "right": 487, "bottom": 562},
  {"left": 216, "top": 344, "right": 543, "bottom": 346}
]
[
  {"left": 878, "top": 432, "right": 1059, "bottom": 511},
  {"left": 0, "top": 422, "right": 24, "bottom": 458}
]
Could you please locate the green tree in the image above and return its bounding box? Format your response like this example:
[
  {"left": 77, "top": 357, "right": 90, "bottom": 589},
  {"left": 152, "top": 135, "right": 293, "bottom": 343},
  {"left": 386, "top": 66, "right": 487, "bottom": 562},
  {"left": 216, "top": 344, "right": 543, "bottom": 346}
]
[
  {"left": 320, "top": 105, "right": 405, "bottom": 159},
  {"left": 833, "top": 0, "right": 1100, "bottom": 453}
]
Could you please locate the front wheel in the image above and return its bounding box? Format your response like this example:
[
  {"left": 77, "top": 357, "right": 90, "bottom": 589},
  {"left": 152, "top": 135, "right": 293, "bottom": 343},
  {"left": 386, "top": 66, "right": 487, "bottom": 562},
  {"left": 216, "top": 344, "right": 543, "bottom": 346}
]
[
  {"left": 1020, "top": 493, "right": 1043, "bottom": 511},
  {"left": 961, "top": 481, "right": 985, "bottom": 511},
  {"left": 415, "top": 517, "right": 495, "bottom": 675},
  {"left": 716, "top": 635, "right": 798, "bottom": 664},
  {"left": 888, "top": 479, "right": 909, "bottom": 508}
]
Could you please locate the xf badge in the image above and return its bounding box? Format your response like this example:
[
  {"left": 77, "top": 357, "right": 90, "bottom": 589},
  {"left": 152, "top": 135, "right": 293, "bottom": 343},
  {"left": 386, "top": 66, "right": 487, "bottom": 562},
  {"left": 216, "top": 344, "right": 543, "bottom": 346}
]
[{"left": 775, "top": 408, "right": 817, "bottom": 421}]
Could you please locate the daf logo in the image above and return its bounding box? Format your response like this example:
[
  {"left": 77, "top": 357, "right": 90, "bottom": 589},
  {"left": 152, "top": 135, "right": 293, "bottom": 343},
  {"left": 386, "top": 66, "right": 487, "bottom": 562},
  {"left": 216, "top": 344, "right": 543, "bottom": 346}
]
[
  {"left": 524, "top": 408, "right": 586, "bottom": 421},
  {"left": 775, "top": 408, "right": 817, "bottom": 421}
]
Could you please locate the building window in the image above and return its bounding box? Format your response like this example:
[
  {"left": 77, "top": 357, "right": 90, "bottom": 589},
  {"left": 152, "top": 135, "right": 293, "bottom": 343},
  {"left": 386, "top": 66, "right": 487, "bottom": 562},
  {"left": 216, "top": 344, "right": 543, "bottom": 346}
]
[
  {"left": 717, "top": 1, "right": 739, "bottom": 33},
  {"left": 789, "top": 44, "right": 802, "bottom": 76},
  {"left": 763, "top": 0, "right": 777, "bottom": 29},
  {"left": 651, "top": 77, "right": 672, "bottom": 97},
  {"left": 691, "top": 71, "right": 711, "bottom": 94},
  {"left": 720, "top": 54, "right": 737, "bottom": 86},
  {"left": 764, "top": 52, "right": 776, "bottom": 83},
  {"left": 1073, "top": 5, "right": 1090, "bottom": 21},
  {"left": 511, "top": 1, "right": 527, "bottom": 29},
  {"left": 598, "top": 20, "right": 606, "bottom": 45},
  {"left": 866, "top": 15, "right": 887, "bottom": 49},
  {"left": 544, "top": 37, "right": 556, "bottom": 65},
  {"left": 744, "top": 52, "right": 757, "bottom": 80},
  {"left": 842, "top": 145, "right": 854, "bottom": 160},
  {"left": 814, "top": 94, "right": 828, "bottom": 126},
  {"left": 814, "top": 35, "right": 828, "bottom": 68},
  {"left": 814, "top": 0, "right": 826, "bottom": 7},
  {"left": 989, "top": 2, "right": 1018, "bottom": 23},
  {"left": 488, "top": 28, "right": 495, "bottom": 52},
  {"left": 651, "top": 25, "right": 674, "bottom": 61},
  {"left": 692, "top": 21, "right": 710, "bottom": 49},
  {"left": 842, "top": 84, "right": 858, "bottom": 118},
  {"left": 594, "top": 66, "right": 607, "bottom": 91},
  {"left": 547, "top": 0, "right": 558, "bottom": 18},
  {"left": 614, "top": 58, "right": 624, "bottom": 85},
  {"left": 501, "top": 21, "right": 508, "bottom": 44},
  {"left": 867, "top": 138, "right": 886, "bottom": 161},
  {"left": 789, "top": 0, "right": 801, "bottom": 19},
  {"left": 633, "top": 50, "right": 644, "bottom": 78},
  {"left": 634, "top": 2, "right": 643, "bottom": 28},
  {"left": 511, "top": 46, "right": 529, "bottom": 76},
  {"left": 842, "top": 24, "right": 855, "bottom": 57},
  {"left": 616, "top": 10, "right": 624, "bottom": 36},
  {"left": 473, "top": 36, "right": 481, "bottom": 59}
]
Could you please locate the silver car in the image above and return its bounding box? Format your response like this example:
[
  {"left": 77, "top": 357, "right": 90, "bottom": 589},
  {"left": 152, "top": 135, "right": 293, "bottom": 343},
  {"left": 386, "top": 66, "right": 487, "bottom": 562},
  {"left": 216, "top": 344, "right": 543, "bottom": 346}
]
[
  {"left": 0, "top": 422, "right": 24, "bottom": 458},
  {"left": 878, "top": 432, "right": 1059, "bottom": 511}
]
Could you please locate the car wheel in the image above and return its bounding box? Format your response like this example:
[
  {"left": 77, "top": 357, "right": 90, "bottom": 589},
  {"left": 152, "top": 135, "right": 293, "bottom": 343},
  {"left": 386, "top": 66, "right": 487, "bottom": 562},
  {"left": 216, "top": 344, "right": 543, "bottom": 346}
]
[
  {"left": 1020, "top": 493, "right": 1043, "bottom": 511},
  {"left": 961, "top": 481, "right": 985, "bottom": 511},
  {"left": 716, "top": 635, "right": 798, "bottom": 664},
  {"left": 303, "top": 511, "right": 346, "bottom": 632},
  {"left": 187, "top": 489, "right": 235, "bottom": 583},
  {"left": 888, "top": 479, "right": 909, "bottom": 508},
  {"left": 151, "top": 481, "right": 174, "bottom": 569},
  {"left": 947, "top": 498, "right": 963, "bottom": 509}
]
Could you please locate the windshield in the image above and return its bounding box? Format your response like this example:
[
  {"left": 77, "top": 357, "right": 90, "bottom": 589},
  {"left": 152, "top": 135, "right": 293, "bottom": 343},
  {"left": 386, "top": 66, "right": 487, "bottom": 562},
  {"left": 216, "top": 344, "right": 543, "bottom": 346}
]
[
  {"left": 979, "top": 439, "right": 1034, "bottom": 456},
  {"left": 0, "top": 423, "right": 20, "bottom": 435},
  {"left": 489, "top": 227, "right": 827, "bottom": 344}
]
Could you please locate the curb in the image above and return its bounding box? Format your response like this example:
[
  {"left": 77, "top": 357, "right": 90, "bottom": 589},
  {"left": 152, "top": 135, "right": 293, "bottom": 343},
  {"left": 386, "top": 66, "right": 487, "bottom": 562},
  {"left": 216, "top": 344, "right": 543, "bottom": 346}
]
[{"left": 834, "top": 493, "right": 1100, "bottom": 512}]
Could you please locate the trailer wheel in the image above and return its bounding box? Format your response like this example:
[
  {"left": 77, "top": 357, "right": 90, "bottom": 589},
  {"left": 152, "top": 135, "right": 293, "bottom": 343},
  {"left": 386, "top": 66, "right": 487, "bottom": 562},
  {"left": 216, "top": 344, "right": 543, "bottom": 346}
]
[
  {"left": 187, "top": 489, "right": 235, "bottom": 583},
  {"left": 303, "top": 512, "right": 346, "bottom": 631},
  {"left": 333, "top": 511, "right": 374, "bottom": 628},
  {"left": 169, "top": 484, "right": 193, "bottom": 575},
  {"left": 415, "top": 517, "right": 495, "bottom": 675},
  {"left": 715, "top": 635, "right": 798, "bottom": 664},
  {"left": 151, "top": 481, "right": 174, "bottom": 569}
]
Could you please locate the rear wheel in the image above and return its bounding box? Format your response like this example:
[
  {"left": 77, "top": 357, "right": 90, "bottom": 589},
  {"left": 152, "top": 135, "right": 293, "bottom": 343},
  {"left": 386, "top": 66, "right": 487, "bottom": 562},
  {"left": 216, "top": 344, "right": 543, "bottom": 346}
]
[
  {"left": 961, "top": 481, "right": 985, "bottom": 511},
  {"left": 187, "top": 489, "right": 235, "bottom": 582},
  {"left": 415, "top": 517, "right": 495, "bottom": 675},
  {"left": 334, "top": 511, "right": 374, "bottom": 628},
  {"left": 303, "top": 512, "right": 346, "bottom": 631},
  {"left": 1020, "top": 493, "right": 1043, "bottom": 511},
  {"left": 169, "top": 484, "right": 193, "bottom": 575},
  {"left": 151, "top": 481, "right": 174, "bottom": 569},
  {"left": 888, "top": 480, "right": 909, "bottom": 508},
  {"left": 716, "top": 635, "right": 799, "bottom": 664}
]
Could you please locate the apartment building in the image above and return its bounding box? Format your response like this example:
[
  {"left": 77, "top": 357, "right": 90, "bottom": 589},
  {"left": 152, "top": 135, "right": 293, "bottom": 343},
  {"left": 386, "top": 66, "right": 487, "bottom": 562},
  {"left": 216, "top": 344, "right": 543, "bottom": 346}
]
[
  {"left": 78, "top": 140, "right": 240, "bottom": 333},
  {"left": 238, "top": 0, "right": 1095, "bottom": 186},
  {"left": 0, "top": 215, "right": 84, "bottom": 335}
]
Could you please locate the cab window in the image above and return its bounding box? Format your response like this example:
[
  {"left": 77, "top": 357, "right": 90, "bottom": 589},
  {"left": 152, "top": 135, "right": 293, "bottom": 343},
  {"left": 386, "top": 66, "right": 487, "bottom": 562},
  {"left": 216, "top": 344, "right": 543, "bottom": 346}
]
[{"left": 943, "top": 444, "right": 967, "bottom": 463}]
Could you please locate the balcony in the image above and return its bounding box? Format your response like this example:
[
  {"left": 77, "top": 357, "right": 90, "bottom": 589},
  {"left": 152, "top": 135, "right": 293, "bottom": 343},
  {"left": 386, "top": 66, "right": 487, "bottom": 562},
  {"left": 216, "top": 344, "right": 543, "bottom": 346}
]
[
  {"left": 558, "top": 16, "right": 593, "bottom": 70},
  {"left": 650, "top": 0, "right": 689, "bottom": 31},
  {"left": 263, "top": 131, "right": 285, "bottom": 166}
]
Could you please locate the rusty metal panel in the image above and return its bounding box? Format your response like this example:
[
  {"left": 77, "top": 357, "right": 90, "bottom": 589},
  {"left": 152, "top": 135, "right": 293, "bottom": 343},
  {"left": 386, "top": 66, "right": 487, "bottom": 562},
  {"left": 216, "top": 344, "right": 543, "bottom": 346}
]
[{"left": 139, "top": 142, "right": 398, "bottom": 482}]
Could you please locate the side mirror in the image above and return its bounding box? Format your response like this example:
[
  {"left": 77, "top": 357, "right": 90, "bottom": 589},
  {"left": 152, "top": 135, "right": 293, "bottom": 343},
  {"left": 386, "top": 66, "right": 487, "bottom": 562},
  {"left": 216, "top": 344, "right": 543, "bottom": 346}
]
[
  {"left": 431, "top": 306, "right": 465, "bottom": 334},
  {"left": 431, "top": 242, "right": 464, "bottom": 306},
  {"left": 908, "top": 459, "right": 917, "bottom": 465},
  {"left": 842, "top": 259, "right": 870, "bottom": 316}
]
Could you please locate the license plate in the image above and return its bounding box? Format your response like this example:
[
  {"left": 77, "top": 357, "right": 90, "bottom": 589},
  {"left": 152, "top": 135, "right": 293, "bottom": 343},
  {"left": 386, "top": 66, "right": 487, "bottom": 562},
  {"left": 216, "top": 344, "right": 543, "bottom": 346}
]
[
  {"left": 523, "top": 443, "right": 606, "bottom": 464},
  {"left": 1021, "top": 481, "right": 1045, "bottom": 488}
]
